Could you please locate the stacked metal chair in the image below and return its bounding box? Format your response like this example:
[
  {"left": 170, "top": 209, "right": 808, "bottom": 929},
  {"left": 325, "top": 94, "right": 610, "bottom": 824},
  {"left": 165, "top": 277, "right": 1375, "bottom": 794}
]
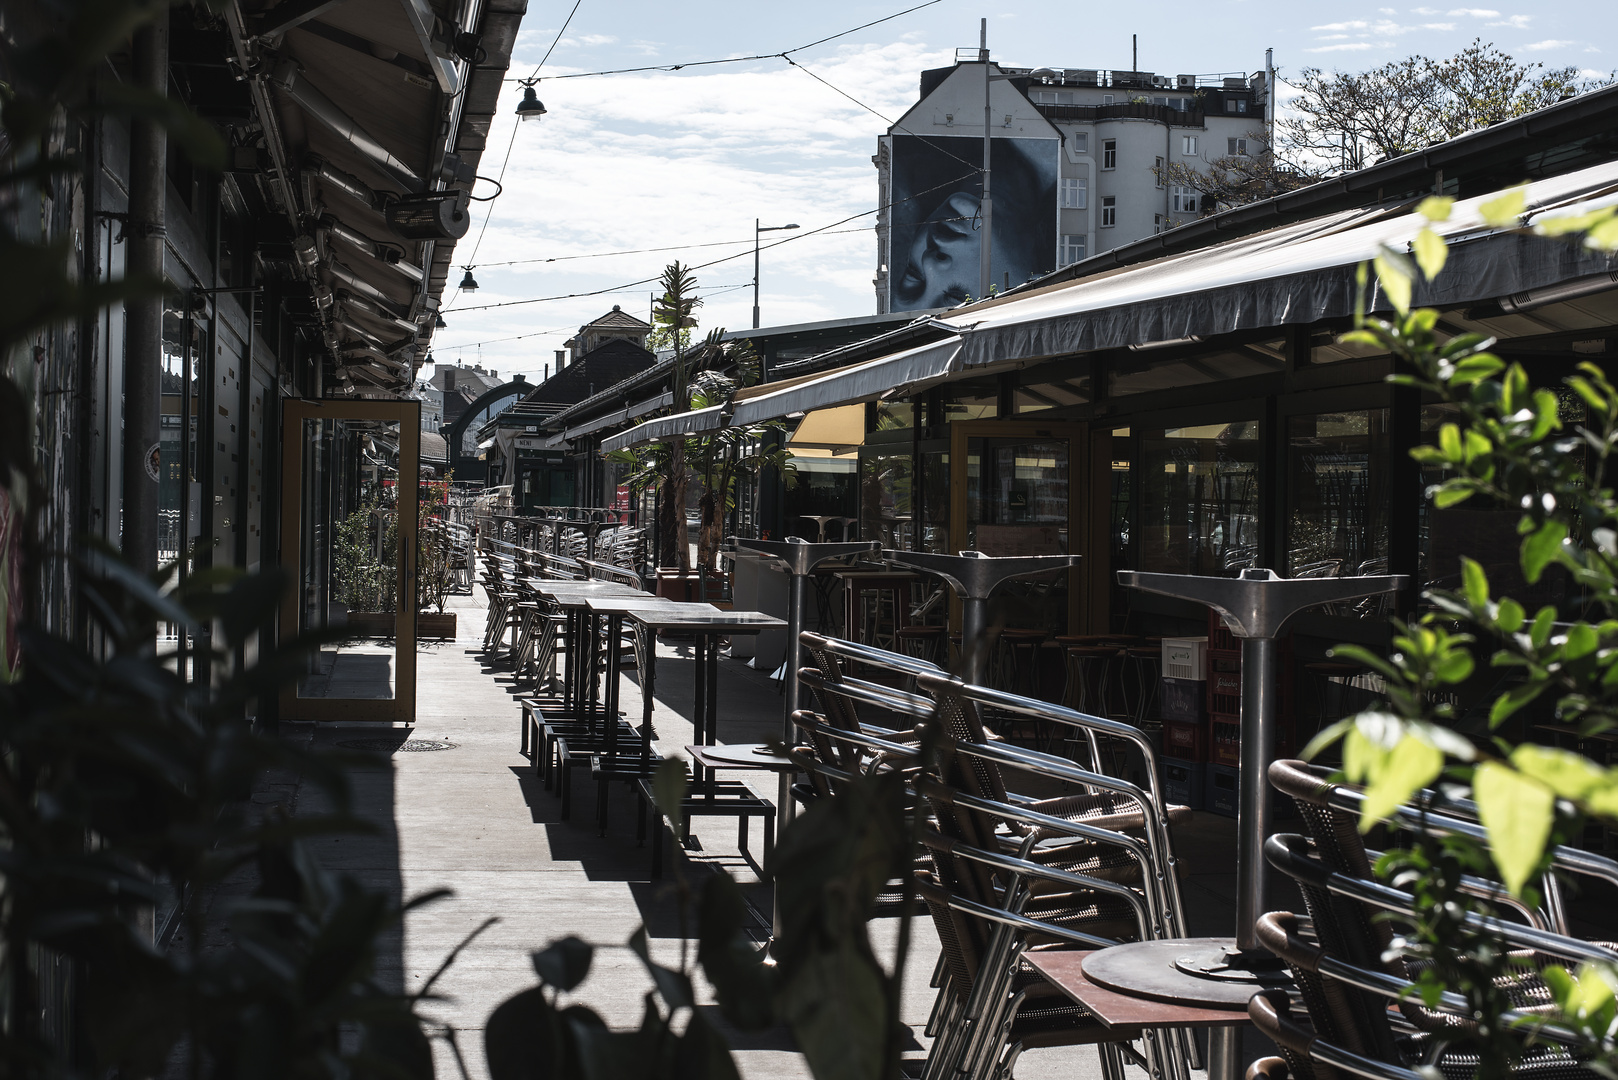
[
  {"left": 1248, "top": 759, "right": 1618, "bottom": 1080},
  {"left": 786, "top": 634, "right": 1194, "bottom": 1080}
]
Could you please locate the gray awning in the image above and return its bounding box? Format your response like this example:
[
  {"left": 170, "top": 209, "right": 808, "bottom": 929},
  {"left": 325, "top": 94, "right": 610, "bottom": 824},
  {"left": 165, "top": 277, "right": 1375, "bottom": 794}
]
[
  {"left": 730, "top": 337, "right": 963, "bottom": 425},
  {"left": 940, "top": 159, "right": 1618, "bottom": 368},
  {"left": 600, "top": 404, "right": 727, "bottom": 453}
]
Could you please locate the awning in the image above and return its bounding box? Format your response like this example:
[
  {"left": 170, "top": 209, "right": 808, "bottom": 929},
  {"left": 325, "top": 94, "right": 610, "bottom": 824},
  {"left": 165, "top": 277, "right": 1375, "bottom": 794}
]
[
  {"left": 940, "top": 160, "right": 1618, "bottom": 368},
  {"left": 730, "top": 337, "right": 963, "bottom": 425},
  {"left": 600, "top": 404, "right": 727, "bottom": 453},
  {"left": 788, "top": 404, "right": 864, "bottom": 451}
]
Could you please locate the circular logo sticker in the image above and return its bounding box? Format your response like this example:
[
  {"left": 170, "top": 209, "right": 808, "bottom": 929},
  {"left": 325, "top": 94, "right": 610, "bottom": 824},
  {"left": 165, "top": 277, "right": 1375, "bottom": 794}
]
[{"left": 144, "top": 443, "right": 162, "bottom": 483}]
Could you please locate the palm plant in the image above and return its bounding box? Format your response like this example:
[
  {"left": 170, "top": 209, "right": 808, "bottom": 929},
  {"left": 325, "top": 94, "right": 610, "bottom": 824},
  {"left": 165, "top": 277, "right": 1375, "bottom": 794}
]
[{"left": 650, "top": 262, "right": 700, "bottom": 572}]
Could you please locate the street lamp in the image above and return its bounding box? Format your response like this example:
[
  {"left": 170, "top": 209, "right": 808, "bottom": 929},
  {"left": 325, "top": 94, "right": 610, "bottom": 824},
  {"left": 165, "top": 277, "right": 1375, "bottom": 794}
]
[
  {"left": 753, "top": 219, "right": 799, "bottom": 329},
  {"left": 515, "top": 81, "right": 547, "bottom": 121}
]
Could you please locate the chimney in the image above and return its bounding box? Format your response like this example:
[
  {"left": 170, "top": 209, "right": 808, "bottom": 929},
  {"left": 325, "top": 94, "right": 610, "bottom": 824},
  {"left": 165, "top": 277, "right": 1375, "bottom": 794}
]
[
  {"left": 445, "top": 369, "right": 455, "bottom": 390},
  {"left": 543, "top": 364, "right": 549, "bottom": 380},
  {"left": 514, "top": 373, "right": 525, "bottom": 383},
  {"left": 555, "top": 349, "right": 566, "bottom": 369}
]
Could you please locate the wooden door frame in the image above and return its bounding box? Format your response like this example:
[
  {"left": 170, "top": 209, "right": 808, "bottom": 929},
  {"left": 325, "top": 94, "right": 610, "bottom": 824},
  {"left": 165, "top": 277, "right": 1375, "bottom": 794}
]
[
  {"left": 278, "top": 398, "right": 421, "bottom": 723},
  {"left": 947, "top": 418, "right": 1098, "bottom": 635}
]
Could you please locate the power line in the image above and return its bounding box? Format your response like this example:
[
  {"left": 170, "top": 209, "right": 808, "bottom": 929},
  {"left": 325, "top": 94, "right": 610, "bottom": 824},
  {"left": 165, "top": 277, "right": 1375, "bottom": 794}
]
[
  {"left": 785, "top": 55, "right": 985, "bottom": 174},
  {"left": 432, "top": 283, "right": 755, "bottom": 351},
  {"left": 500, "top": 0, "right": 943, "bottom": 83},
  {"left": 470, "top": 227, "right": 873, "bottom": 269},
  {"left": 443, "top": 0, "right": 585, "bottom": 313},
  {"left": 447, "top": 168, "right": 979, "bottom": 314}
]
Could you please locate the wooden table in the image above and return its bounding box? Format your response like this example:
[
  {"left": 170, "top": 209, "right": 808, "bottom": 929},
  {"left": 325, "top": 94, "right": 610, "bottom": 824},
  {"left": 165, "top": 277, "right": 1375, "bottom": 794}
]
[{"left": 1024, "top": 946, "right": 1257, "bottom": 1080}]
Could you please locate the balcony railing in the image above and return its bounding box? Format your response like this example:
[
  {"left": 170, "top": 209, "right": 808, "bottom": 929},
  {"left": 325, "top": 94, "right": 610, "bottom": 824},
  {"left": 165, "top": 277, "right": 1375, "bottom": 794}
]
[{"left": 1034, "top": 101, "right": 1211, "bottom": 126}]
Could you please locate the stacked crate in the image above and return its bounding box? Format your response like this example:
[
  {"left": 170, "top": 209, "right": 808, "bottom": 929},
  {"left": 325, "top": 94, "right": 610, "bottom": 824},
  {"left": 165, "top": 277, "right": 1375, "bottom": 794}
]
[
  {"left": 1156, "top": 636, "right": 1208, "bottom": 809},
  {"left": 1204, "top": 610, "right": 1293, "bottom": 817}
]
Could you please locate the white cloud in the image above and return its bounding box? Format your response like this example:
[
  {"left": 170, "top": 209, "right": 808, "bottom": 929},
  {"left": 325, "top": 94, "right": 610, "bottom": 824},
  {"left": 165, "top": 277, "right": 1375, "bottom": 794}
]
[
  {"left": 1486, "top": 14, "right": 1531, "bottom": 27},
  {"left": 1378, "top": 6, "right": 1398, "bottom": 12},
  {"left": 1585, "top": 46, "right": 1602, "bottom": 53},
  {"left": 1315, "top": 33, "right": 1351, "bottom": 39},
  {"left": 1306, "top": 41, "right": 1378, "bottom": 51},
  {"left": 1411, "top": 6, "right": 1440, "bottom": 13},
  {"left": 1521, "top": 38, "right": 1574, "bottom": 50},
  {"left": 433, "top": 39, "right": 952, "bottom": 374},
  {"left": 1311, "top": 19, "right": 1368, "bottom": 29},
  {"left": 1312, "top": 17, "right": 1453, "bottom": 34},
  {"left": 573, "top": 34, "right": 618, "bottom": 46},
  {"left": 1446, "top": 7, "right": 1500, "bottom": 15}
]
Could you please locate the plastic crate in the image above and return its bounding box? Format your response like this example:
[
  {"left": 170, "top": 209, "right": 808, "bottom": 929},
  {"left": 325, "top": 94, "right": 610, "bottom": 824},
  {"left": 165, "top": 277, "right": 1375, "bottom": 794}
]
[
  {"left": 1159, "top": 676, "right": 1208, "bottom": 724},
  {"left": 1161, "top": 719, "right": 1208, "bottom": 761},
  {"left": 1161, "top": 637, "right": 1208, "bottom": 681},
  {"left": 1205, "top": 763, "right": 1240, "bottom": 817},
  {"left": 1208, "top": 668, "right": 1242, "bottom": 716},
  {"left": 1209, "top": 714, "right": 1241, "bottom": 766},
  {"left": 1159, "top": 755, "right": 1205, "bottom": 810}
]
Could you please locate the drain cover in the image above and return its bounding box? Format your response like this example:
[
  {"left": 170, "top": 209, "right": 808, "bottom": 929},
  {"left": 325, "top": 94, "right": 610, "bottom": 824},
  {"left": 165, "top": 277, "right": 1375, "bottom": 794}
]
[{"left": 338, "top": 738, "right": 457, "bottom": 753}]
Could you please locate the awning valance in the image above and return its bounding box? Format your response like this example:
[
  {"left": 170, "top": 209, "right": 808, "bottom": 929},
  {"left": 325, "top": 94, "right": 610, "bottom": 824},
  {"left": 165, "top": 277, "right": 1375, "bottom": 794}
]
[
  {"left": 600, "top": 404, "right": 727, "bottom": 453},
  {"left": 730, "top": 338, "right": 963, "bottom": 425}
]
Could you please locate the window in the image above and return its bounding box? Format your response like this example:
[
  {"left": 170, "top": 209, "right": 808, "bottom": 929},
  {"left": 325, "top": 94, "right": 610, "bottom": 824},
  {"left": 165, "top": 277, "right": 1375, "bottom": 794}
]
[
  {"left": 1138, "top": 421, "right": 1262, "bottom": 576},
  {"left": 1225, "top": 98, "right": 1239, "bottom": 113},
  {"left": 1072, "top": 131, "right": 1089, "bottom": 153},
  {"left": 1101, "top": 196, "right": 1116, "bottom": 227},
  {"left": 1102, "top": 140, "right": 1117, "bottom": 169},
  {"left": 1060, "top": 177, "right": 1088, "bottom": 209},
  {"left": 1182, "top": 135, "right": 1198, "bottom": 156},
  {"left": 1153, "top": 213, "right": 1164, "bottom": 234},
  {"left": 1237, "top": 98, "right": 1248, "bottom": 113},
  {"left": 1171, "top": 185, "right": 1199, "bottom": 213},
  {"left": 1154, "top": 156, "right": 1164, "bottom": 187},
  {"left": 1228, "top": 137, "right": 1248, "bottom": 156},
  {"left": 1103, "top": 94, "right": 1115, "bottom": 104},
  {"left": 1032, "top": 90, "right": 1074, "bottom": 104},
  {"left": 1286, "top": 411, "right": 1391, "bottom": 592},
  {"left": 1059, "top": 233, "right": 1087, "bottom": 265}
]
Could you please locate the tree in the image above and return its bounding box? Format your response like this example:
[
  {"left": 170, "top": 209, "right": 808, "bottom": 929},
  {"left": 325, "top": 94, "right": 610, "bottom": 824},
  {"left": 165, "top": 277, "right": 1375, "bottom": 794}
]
[
  {"left": 1307, "top": 190, "right": 1618, "bottom": 1074},
  {"left": 651, "top": 262, "right": 701, "bottom": 572},
  {"left": 1156, "top": 145, "right": 1323, "bottom": 215},
  {"left": 1281, "top": 40, "right": 1611, "bottom": 172}
]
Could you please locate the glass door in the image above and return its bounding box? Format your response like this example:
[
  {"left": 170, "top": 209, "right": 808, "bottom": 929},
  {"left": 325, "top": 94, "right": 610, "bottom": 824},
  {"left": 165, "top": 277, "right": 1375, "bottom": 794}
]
[
  {"left": 279, "top": 399, "right": 421, "bottom": 723},
  {"left": 948, "top": 419, "right": 1092, "bottom": 635}
]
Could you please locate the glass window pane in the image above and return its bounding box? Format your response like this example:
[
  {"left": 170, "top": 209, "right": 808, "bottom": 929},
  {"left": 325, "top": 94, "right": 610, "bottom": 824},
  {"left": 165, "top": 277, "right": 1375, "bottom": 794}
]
[
  {"left": 859, "top": 448, "right": 914, "bottom": 550},
  {"left": 1015, "top": 373, "right": 1090, "bottom": 414},
  {"left": 1286, "top": 411, "right": 1392, "bottom": 607},
  {"left": 1139, "top": 421, "right": 1261, "bottom": 575}
]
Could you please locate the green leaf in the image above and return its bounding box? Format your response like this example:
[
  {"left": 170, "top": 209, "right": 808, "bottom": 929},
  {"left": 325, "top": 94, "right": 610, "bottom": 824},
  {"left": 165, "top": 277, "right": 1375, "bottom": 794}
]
[
  {"left": 1496, "top": 597, "right": 1525, "bottom": 633},
  {"left": 1416, "top": 196, "right": 1455, "bottom": 222},
  {"left": 653, "top": 756, "right": 689, "bottom": 839},
  {"left": 1438, "top": 422, "right": 1463, "bottom": 461},
  {"left": 1562, "top": 622, "right": 1599, "bottom": 662},
  {"left": 1461, "top": 557, "right": 1489, "bottom": 608},
  {"left": 1300, "top": 718, "right": 1354, "bottom": 762},
  {"left": 1511, "top": 744, "right": 1607, "bottom": 801},
  {"left": 1587, "top": 216, "right": 1618, "bottom": 251},
  {"left": 1521, "top": 519, "right": 1568, "bottom": 584},
  {"left": 777, "top": 939, "right": 889, "bottom": 1080},
  {"left": 1357, "top": 734, "right": 1444, "bottom": 831},
  {"left": 532, "top": 936, "right": 594, "bottom": 992},
  {"left": 1374, "top": 254, "right": 1413, "bottom": 316},
  {"left": 1479, "top": 185, "right": 1528, "bottom": 228},
  {"left": 1489, "top": 680, "right": 1547, "bottom": 727},
  {"left": 1433, "top": 483, "right": 1474, "bottom": 509},
  {"left": 1567, "top": 376, "right": 1611, "bottom": 414},
  {"left": 1474, "top": 760, "right": 1553, "bottom": 896},
  {"left": 1412, "top": 228, "right": 1448, "bottom": 282}
]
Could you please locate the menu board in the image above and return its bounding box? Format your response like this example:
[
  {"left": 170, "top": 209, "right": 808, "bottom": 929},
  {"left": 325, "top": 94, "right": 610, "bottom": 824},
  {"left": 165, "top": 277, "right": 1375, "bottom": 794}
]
[{"left": 974, "top": 525, "right": 1064, "bottom": 557}]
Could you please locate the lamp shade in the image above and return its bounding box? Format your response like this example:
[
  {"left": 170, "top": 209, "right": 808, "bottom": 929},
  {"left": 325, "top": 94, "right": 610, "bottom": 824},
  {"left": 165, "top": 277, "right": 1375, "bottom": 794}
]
[
  {"left": 516, "top": 85, "right": 547, "bottom": 121},
  {"left": 459, "top": 268, "right": 479, "bottom": 291}
]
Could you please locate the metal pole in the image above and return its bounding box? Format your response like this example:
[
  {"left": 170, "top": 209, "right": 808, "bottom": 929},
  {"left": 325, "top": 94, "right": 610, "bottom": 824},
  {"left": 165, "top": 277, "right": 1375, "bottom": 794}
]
[
  {"left": 1265, "top": 48, "right": 1276, "bottom": 152},
  {"left": 753, "top": 219, "right": 761, "bottom": 330},
  {"left": 979, "top": 18, "right": 992, "bottom": 301},
  {"left": 122, "top": 16, "right": 168, "bottom": 594},
  {"left": 1207, "top": 1025, "right": 1239, "bottom": 1080},
  {"left": 959, "top": 594, "right": 989, "bottom": 685},
  {"left": 1236, "top": 635, "right": 1277, "bottom": 953},
  {"left": 775, "top": 567, "right": 808, "bottom": 939}
]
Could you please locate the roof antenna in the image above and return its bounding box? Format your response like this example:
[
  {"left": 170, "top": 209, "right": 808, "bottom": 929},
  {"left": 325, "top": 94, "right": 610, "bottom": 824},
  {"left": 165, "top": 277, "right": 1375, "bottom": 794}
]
[{"left": 1132, "top": 34, "right": 1137, "bottom": 73}]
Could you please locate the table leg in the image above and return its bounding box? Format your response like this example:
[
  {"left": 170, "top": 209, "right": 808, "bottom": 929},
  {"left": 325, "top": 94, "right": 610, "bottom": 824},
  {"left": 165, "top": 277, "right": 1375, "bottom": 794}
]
[
  {"left": 606, "top": 615, "right": 621, "bottom": 757},
  {"left": 693, "top": 633, "right": 708, "bottom": 794},
  {"left": 1206, "top": 1024, "right": 1239, "bottom": 1080}
]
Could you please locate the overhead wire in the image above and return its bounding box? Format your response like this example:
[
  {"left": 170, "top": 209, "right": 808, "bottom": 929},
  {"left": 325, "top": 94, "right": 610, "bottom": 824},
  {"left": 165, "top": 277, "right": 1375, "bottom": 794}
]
[
  {"left": 447, "top": 168, "right": 979, "bottom": 313},
  {"left": 442, "top": 0, "right": 584, "bottom": 313},
  {"left": 470, "top": 226, "right": 875, "bottom": 269},
  {"left": 498, "top": 0, "right": 943, "bottom": 83}
]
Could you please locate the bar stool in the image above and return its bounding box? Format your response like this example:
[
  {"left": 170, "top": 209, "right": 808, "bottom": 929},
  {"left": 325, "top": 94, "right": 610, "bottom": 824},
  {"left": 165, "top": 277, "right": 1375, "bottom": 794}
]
[{"left": 895, "top": 624, "right": 948, "bottom": 670}]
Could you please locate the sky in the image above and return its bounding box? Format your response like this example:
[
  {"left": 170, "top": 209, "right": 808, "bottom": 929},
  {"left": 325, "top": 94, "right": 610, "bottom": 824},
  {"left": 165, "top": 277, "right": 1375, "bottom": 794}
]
[{"left": 428, "top": 0, "right": 1614, "bottom": 382}]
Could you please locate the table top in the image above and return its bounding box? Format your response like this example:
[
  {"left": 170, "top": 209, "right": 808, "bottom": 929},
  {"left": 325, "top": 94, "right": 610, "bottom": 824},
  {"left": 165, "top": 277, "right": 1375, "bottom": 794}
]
[
  {"left": 1023, "top": 951, "right": 1253, "bottom": 1031},
  {"left": 526, "top": 579, "right": 643, "bottom": 600},
  {"left": 832, "top": 569, "right": 922, "bottom": 581},
  {"left": 686, "top": 743, "right": 797, "bottom": 771},
  {"left": 586, "top": 596, "right": 715, "bottom": 616},
  {"left": 1080, "top": 938, "right": 1291, "bottom": 1009},
  {"left": 627, "top": 608, "right": 787, "bottom": 633}
]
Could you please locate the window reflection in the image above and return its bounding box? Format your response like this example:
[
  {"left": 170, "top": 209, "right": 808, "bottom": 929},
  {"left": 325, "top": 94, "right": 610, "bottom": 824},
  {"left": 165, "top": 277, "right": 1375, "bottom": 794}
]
[
  {"left": 1285, "top": 410, "right": 1390, "bottom": 580},
  {"left": 859, "top": 449, "right": 914, "bottom": 550},
  {"left": 1139, "top": 421, "right": 1260, "bottom": 575}
]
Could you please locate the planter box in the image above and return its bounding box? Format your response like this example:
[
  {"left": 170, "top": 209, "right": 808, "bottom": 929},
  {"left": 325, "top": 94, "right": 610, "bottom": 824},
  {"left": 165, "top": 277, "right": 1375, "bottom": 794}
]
[
  {"left": 418, "top": 612, "right": 457, "bottom": 640},
  {"left": 345, "top": 611, "right": 396, "bottom": 637}
]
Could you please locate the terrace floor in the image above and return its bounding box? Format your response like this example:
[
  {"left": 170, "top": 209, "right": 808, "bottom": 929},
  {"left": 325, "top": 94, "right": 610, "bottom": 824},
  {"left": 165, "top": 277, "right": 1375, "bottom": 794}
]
[{"left": 280, "top": 583, "right": 1270, "bottom": 1080}]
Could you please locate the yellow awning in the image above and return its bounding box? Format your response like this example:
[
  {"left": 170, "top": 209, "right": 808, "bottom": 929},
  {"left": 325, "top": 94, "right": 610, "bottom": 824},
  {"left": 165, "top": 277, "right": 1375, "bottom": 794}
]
[{"left": 788, "top": 403, "right": 864, "bottom": 452}]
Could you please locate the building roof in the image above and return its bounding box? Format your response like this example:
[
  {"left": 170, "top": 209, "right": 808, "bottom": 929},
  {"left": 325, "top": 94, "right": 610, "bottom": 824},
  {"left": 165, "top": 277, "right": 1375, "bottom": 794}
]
[
  {"left": 579, "top": 305, "right": 651, "bottom": 332},
  {"left": 420, "top": 430, "right": 449, "bottom": 464},
  {"left": 522, "top": 337, "right": 657, "bottom": 408}
]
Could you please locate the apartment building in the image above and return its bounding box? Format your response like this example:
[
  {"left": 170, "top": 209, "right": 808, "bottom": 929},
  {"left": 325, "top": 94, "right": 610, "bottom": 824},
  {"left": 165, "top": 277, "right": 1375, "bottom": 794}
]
[{"left": 876, "top": 61, "right": 1269, "bottom": 312}]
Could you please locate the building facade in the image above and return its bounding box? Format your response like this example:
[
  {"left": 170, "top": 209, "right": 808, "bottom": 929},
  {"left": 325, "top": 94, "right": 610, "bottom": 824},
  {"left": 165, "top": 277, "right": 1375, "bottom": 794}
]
[{"left": 876, "top": 62, "right": 1270, "bottom": 312}]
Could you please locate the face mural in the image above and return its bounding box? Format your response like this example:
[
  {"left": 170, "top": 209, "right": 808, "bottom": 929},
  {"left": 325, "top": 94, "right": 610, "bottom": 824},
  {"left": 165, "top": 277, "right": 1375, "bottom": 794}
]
[{"left": 888, "top": 135, "right": 1059, "bottom": 311}]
